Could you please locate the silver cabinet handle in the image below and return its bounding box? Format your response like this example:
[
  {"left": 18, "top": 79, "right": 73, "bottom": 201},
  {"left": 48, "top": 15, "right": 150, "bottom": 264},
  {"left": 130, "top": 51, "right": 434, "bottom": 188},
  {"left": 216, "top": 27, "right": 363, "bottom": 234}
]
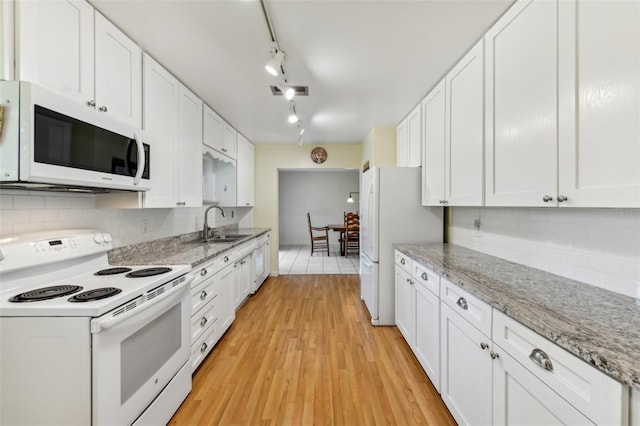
[
  {"left": 490, "top": 351, "right": 500, "bottom": 360},
  {"left": 557, "top": 195, "right": 568, "bottom": 202},
  {"left": 529, "top": 348, "right": 553, "bottom": 371},
  {"left": 406, "top": 278, "right": 411, "bottom": 283},
  {"left": 200, "top": 290, "right": 207, "bottom": 300},
  {"left": 542, "top": 195, "right": 553, "bottom": 202},
  {"left": 480, "top": 342, "right": 489, "bottom": 350},
  {"left": 400, "top": 258, "right": 405, "bottom": 265},
  {"left": 224, "top": 256, "right": 229, "bottom": 262},
  {"left": 200, "top": 268, "right": 208, "bottom": 276},
  {"left": 421, "top": 272, "right": 428, "bottom": 281},
  {"left": 87, "top": 100, "right": 96, "bottom": 108},
  {"left": 200, "top": 317, "right": 208, "bottom": 327},
  {"left": 456, "top": 297, "right": 468, "bottom": 310},
  {"left": 200, "top": 342, "right": 208, "bottom": 353},
  {"left": 222, "top": 148, "right": 227, "bottom": 152},
  {"left": 98, "top": 105, "right": 108, "bottom": 112}
]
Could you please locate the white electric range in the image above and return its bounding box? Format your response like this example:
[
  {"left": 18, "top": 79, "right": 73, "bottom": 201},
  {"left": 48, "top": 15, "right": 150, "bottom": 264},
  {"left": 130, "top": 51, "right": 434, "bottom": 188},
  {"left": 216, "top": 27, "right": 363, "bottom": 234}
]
[{"left": 0, "top": 229, "right": 193, "bottom": 426}]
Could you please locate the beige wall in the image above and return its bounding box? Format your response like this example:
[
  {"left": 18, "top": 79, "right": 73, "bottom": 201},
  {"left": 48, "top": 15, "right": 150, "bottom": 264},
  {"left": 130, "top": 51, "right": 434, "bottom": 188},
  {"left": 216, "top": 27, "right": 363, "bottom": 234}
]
[
  {"left": 361, "top": 126, "right": 397, "bottom": 168},
  {"left": 254, "top": 144, "right": 362, "bottom": 273}
]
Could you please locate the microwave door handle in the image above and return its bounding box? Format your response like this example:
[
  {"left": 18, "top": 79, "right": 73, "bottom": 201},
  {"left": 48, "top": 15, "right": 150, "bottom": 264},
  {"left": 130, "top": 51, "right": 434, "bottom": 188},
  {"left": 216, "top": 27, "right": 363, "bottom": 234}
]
[{"left": 132, "top": 132, "right": 145, "bottom": 185}]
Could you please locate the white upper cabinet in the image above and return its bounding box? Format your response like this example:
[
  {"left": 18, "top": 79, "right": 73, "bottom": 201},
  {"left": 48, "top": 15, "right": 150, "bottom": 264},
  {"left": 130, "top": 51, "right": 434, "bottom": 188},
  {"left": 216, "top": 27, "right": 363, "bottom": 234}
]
[
  {"left": 203, "top": 105, "right": 237, "bottom": 161},
  {"left": 222, "top": 123, "right": 237, "bottom": 160},
  {"left": 422, "top": 81, "right": 446, "bottom": 206},
  {"left": 445, "top": 40, "right": 484, "bottom": 206},
  {"left": 94, "top": 12, "right": 142, "bottom": 127},
  {"left": 396, "top": 118, "right": 408, "bottom": 166},
  {"left": 558, "top": 0, "right": 640, "bottom": 207},
  {"left": 236, "top": 133, "right": 254, "bottom": 207},
  {"left": 142, "top": 54, "right": 202, "bottom": 208},
  {"left": 16, "top": 1, "right": 141, "bottom": 128},
  {"left": 176, "top": 84, "right": 203, "bottom": 207},
  {"left": 397, "top": 105, "right": 422, "bottom": 167},
  {"left": 16, "top": 0, "right": 94, "bottom": 103},
  {"left": 485, "top": 0, "right": 558, "bottom": 207}
]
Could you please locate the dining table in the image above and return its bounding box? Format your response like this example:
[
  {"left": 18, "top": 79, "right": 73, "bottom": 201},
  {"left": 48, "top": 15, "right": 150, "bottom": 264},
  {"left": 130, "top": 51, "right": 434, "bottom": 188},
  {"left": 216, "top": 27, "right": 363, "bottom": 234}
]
[{"left": 326, "top": 224, "right": 346, "bottom": 256}]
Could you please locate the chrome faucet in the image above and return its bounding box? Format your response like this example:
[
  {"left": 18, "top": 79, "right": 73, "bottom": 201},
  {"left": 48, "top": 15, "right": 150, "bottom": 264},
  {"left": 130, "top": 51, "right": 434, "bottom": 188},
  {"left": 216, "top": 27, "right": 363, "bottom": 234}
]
[{"left": 202, "top": 205, "right": 225, "bottom": 240}]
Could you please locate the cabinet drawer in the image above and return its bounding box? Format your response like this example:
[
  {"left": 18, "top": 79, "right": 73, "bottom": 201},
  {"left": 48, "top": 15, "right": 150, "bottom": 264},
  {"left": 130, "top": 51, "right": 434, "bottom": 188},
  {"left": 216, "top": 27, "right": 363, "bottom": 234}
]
[
  {"left": 395, "top": 250, "right": 412, "bottom": 272},
  {"left": 190, "top": 259, "right": 219, "bottom": 288},
  {"left": 493, "top": 310, "right": 627, "bottom": 425},
  {"left": 191, "top": 276, "right": 216, "bottom": 313},
  {"left": 441, "top": 277, "right": 492, "bottom": 337},
  {"left": 413, "top": 262, "right": 439, "bottom": 296},
  {"left": 190, "top": 317, "right": 218, "bottom": 373},
  {"left": 191, "top": 303, "right": 216, "bottom": 344}
]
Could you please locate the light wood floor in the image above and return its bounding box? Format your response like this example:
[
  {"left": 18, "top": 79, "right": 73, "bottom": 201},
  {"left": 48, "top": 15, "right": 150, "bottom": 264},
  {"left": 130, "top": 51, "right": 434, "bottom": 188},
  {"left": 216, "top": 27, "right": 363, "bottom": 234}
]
[{"left": 169, "top": 274, "right": 455, "bottom": 425}]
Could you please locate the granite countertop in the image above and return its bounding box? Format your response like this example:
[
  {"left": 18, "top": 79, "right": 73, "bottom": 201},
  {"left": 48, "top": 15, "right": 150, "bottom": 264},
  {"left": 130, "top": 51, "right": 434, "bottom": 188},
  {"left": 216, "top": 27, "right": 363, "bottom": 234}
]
[
  {"left": 394, "top": 243, "right": 640, "bottom": 391},
  {"left": 109, "top": 228, "right": 270, "bottom": 267}
]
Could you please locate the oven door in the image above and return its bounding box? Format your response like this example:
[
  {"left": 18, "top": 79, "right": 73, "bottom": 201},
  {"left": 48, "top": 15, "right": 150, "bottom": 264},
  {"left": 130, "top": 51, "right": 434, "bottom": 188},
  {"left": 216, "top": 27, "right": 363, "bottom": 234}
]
[{"left": 90, "top": 279, "right": 191, "bottom": 426}]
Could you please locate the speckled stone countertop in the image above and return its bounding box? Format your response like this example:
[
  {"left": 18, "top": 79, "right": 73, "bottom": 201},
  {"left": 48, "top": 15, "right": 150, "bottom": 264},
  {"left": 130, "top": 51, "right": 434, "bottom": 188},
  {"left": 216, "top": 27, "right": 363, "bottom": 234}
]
[
  {"left": 109, "top": 228, "right": 270, "bottom": 267},
  {"left": 394, "top": 243, "right": 640, "bottom": 390}
]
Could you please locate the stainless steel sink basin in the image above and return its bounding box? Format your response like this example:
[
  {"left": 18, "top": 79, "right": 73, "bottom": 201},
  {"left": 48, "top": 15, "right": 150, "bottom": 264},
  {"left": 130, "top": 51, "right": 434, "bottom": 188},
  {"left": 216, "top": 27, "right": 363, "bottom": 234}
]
[{"left": 203, "top": 234, "right": 251, "bottom": 243}]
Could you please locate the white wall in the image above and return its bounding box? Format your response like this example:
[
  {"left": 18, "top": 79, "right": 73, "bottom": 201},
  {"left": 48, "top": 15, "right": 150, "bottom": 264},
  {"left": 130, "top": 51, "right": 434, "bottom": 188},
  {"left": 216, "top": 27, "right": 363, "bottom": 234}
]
[
  {"left": 278, "top": 170, "right": 359, "bottom": 246},
  {"left": 449, "top": 207, "right": 640, "bottom": 298},
  {"left": 0, "top": 190, "right": 251, "bottom": 248}
]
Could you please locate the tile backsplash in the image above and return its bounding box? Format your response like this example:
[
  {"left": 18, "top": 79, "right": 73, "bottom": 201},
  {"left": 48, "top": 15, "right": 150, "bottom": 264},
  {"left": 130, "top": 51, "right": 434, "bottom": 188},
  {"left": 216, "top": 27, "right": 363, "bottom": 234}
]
[
  {"left": 0, "top": 190, "right": 252, "bottom": 248},
  {"left": 449, "top": 207, "right": 640, "bottom": 298}
]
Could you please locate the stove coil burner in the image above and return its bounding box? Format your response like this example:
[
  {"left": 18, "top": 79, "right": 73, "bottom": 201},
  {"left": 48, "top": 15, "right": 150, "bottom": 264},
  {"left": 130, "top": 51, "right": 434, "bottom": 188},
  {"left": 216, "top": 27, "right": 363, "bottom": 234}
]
[
  {"left": 94, "top": 267, "right": 132, "bottom": 276},
  {"left": 9, "top": 285, "right": 83, "bottom": 302},
  {"left": 68, "top": 287, "right": 122, "bottom": 302},
  {"left": 126, "top": 267, "right": 172, "bottom": 278}
]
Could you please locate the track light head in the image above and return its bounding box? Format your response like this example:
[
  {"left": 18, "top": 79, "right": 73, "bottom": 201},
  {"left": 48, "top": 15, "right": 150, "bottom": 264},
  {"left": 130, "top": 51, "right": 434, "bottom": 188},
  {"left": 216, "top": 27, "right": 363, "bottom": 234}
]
[
  {"left": 265, "top": 50, "right": 285, "bottom": 76},
  {"left": 284, "top": 87, "right": 295, "bottom": 100}
]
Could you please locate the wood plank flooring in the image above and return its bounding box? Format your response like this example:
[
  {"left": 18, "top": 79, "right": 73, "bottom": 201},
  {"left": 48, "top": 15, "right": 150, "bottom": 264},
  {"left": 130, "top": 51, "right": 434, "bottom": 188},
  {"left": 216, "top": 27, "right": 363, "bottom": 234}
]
[{"left": 169, "top": 274, "right": 455, "bottom": 425}]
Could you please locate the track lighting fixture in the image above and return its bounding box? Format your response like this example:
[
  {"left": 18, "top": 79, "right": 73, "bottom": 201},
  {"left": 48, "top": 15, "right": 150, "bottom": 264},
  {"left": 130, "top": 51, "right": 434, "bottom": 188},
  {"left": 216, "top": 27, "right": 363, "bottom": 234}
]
[
  {"left": 299, "top": 127, "right": 305, "bottom": 136},
  {"left": 284, "top": 86, "right": 295, "bottom": 100},
  {"left": 288, "top": 103, "right": 298, "bottom": 124},
  {"left": 265, "top": 50, "right": 284, "bottom": 76}
]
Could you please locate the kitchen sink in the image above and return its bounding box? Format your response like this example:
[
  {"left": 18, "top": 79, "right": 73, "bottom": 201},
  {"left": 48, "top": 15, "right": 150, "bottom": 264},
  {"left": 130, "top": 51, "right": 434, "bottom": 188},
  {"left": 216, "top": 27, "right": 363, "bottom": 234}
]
[{"left": 202, "top": 234, "right": 251, "bottom": 243}]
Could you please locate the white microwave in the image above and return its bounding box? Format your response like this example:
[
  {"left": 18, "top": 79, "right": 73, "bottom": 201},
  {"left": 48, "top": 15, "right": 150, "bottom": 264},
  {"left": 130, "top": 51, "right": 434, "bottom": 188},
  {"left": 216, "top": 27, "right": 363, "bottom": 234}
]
[{"left": 0, "top": 81, "right": 150, "bottom": 192}]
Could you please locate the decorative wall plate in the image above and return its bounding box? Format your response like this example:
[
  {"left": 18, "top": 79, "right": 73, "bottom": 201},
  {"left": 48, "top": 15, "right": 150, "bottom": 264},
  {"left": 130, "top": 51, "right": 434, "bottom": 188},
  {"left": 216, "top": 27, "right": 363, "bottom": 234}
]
[{"left": 310, "top": 147, "right": 327, "bottom": 164}]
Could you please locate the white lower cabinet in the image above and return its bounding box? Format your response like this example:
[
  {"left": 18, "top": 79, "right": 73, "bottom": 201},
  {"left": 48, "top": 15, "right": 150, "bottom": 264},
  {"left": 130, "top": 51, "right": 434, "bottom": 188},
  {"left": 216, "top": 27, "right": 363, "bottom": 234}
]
[
  {"left": 414, "top": 276, "right": 440, "bottom": 391},
  {"left": 440, "top": 301, "right": 493, "bottom": 425},
  {"left": 395, "top": 265, "right": 414, "bottom": 346}
]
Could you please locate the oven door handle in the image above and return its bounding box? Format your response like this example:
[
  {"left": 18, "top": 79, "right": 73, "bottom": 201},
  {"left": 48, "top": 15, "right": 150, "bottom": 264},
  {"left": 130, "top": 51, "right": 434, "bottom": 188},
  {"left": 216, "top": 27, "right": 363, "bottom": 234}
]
[{"left": 91, "top": 275, "right": 194, "bottom": 333}]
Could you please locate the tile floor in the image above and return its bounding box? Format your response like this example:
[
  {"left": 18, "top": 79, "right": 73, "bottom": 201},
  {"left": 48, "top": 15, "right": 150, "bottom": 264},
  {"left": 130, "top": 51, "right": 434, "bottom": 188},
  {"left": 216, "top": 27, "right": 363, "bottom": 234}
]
[{"left": 279, "top": 244, "right": 360, "bottom": 275}]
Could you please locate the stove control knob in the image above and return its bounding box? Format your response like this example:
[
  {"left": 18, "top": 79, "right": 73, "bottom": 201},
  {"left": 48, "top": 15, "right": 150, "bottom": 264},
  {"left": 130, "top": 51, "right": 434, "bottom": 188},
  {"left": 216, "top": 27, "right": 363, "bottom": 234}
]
[
  {"left": 103, "top": 233, "right": 112, "bottom": 243},
  {"left": 94, "top": 234, "right": 104, "bottom": 244}
]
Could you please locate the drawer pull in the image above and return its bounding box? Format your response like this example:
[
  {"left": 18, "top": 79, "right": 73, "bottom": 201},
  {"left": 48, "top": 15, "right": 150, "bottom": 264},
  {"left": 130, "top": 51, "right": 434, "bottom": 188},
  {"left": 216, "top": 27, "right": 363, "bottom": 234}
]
[
  {"left": 200, "top": 268, "right": 208, "bottom": 276},
  {"left": 480, "top": 342, "right": 489, "bottom": 350},
  {"left": 420, "top": 272, "right": 428, "bottom": 281},
  {"left": 490, "top": 351, "right": 500, "bottom": 360},
  {"left": 200, "top": 342, "right": 208, "bottom": 354},
  {"left": 200, "top": 317, "right": 208, "bottom": 327},
  {"left": 529, "top": 348, "right": 554, "bottom": 372},
  {"left": 224, "top": 256, "right": 229, "bottom": 262},
  {"left": 400, "top": 258, "right": 406, "bottom": 265},
  {"left": 200, "top": 290, "right": 208, "bottom": 300},
  {"left": 456, "top": 297, "right": 468, "bottom": 310}
]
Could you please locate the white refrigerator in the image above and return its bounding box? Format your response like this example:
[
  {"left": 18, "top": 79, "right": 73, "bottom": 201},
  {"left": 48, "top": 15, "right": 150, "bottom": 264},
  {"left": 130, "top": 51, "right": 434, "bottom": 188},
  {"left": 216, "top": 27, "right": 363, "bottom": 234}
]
[{"left": 360, "top": 167, "right": 443, "bottom": 325}]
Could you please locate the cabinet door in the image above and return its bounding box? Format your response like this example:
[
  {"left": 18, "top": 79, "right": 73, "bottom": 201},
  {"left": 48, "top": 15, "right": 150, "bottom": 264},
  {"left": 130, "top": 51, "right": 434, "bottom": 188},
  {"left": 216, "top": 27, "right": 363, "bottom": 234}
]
[
  {"left": 215, "top": 263, "right": 235, "bottom": 336},
  {"left": 440, "top": 302, "right": 492, "bottom": 426},
  {"left": 414, "top": 282, "right": 440, "bottom": 391},
  {"left": 94, "top": 12, "right": 142, "bottom": 128},
  {"left": 396, "top": 119, "right": 408, "bottom": 166},
  {"left": 236, "top": 133, "right": 255, "bottom": 207},
  {"left": 142, "top": 53, "right": 179, "bottom": 207},
  {"left": 446, "top": 40, "right": 484, "bottom": 206},
  {"left": 492, "top": 349, "right": 594, "bottom": 425},
  {"left": 558, "top": 0, "right": 640, "bottom": 208},
  {"left": 263, "top": 239, "right": 271, "bottom": 280},
  {"left": 485, "top": 0, "right": 558, "bottom": 206},
  {"left": 222, "top": 122, "right": 237, "bottom": 159},
  {"left": 16, "top": 0, "right": 94, "bottom": 103},
  {"left": 407, "top": 104, "right": 422, "bottom": 167},
  {"left": 395, "top": 266, "right": 414, "bottom": 347},
  {"left": 421, "top": 81, "right": 446, "bottom": 206},
  {"left": 203, "top": 105, "right": 225, "bottom": 153},
  {"left": 177, "top": 84, "right": 203, "bottom": 207}
]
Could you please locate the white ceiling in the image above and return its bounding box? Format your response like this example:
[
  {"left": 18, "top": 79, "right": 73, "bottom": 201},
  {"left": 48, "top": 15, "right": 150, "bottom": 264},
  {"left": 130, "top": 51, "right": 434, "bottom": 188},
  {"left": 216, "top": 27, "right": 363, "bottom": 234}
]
[{"left": 89, "top": 0, "right": 515, "bottom": 145}]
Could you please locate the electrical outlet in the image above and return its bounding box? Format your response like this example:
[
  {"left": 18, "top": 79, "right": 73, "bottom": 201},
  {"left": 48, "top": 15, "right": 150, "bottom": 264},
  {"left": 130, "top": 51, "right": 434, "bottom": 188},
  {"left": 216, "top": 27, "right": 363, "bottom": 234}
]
[
  {"left": 141, "top": 219, "right": 148, "bottom": 233},
  {"left": 473, "top": 218, "right": 482, "bottom": 237}
]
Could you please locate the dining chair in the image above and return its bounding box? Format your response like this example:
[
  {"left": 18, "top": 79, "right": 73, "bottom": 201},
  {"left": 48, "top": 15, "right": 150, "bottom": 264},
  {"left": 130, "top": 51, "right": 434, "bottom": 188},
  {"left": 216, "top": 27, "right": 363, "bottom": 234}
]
[
  {"left": 307, "top": 212, "right": 330, "bottom": 256},
  {"left": 344, "top": 212, "right": 359, "bottom": 257}
]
